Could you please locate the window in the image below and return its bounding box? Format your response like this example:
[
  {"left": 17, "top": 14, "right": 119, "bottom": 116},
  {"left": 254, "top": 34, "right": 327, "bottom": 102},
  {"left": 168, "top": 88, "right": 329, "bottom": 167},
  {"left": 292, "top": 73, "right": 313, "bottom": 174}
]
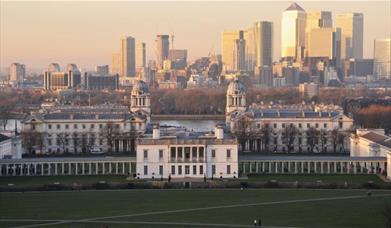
[
  {"left": 143, "top": 166, "right": 148, "bottom": 175},
  {"left": 227, "top": 165, "right": 231, "bottom": 174},
  {"left": 273, "top": 123, "right": 277, "bottom": 128},
  {"left": 159, "top": 149, "right": 163, "bottom": 159},
  {"left": 192, "top": 147, "right": 197, "bottom": 158},
  {"left": 212, "top": 149, "right": 216, "bottom": 158},
  {"left": 199, "top": 165, "right": 204, "bottom": 175},
  {"left": 307, "top": 123, "right": 310, "bottom": 128},
  {"left": 170, "top": 147, "right": 176, "bottom": 159},
  {"left": 171, "top": 165, "right": 175, "bottom": 175},
  {"left": 257, "top": 123, "right": 261, "bottom": 129},
  {"left": 212, "top": 165, "right": 216, "bottom": 175},
  {"left": 324, "top": 123, "right": 327, "bottom": 128},
  {"left": 227, "top": 149, "right": 231, "bottom": 158},
  {"left": 315, "top": 123, "right": 319, "bottom": 128},
  {"left": 48, "top": 124, "right": 52, "bottom": 130},
  {"left": 339, "top": 122, "right": 343, "bottom": 129},
  {"left": 65, "top": 124, "right": 69, "bottom": 129},
  {"left": 185, "top": 147, "right": 191, "bottom": 159},
  {"left": 32, "top": 125, "right": 36, "bottom": 130},
  {"left": 178, "top": 147, "right": 183, "bottom": 158},
  {"left": 82, "top": 124, "right": 86, "bottom": 129},
  {"left": 57, "top": 124, "right": 60, "bottom": 130},
  {"left": 185, "top": 165, "right": 190, "bottom": 175},
  {"left": 159, "top": 165, "right": 163, "bottom": 175},
  {"left": 99, "top": 139, "right": 103, "bottom": 145},
  {"left": 143, "top": 150, "right": 148, "bottom": 159},
  {"left": 199, "top": 147, "right": 204, "bottom": 158},
  {"left": 282, "top": 123, "right": 286, "bottom": 128},
  {"left": 48, "top": 139, "right": 52, "bottom": 146},
  {"left": 193, "top": 165, "right": 197, "bottom": 175},
  {"left": 91, "top": 124, "right": 95, "bottom": 129},
  {"left": 178, "top": 165, "right": 182, "bottom": 175},
  {"left": 99, "top": 124, "right": 103, "bottom": 129},
  {"left": 116, "top": 124, "right": 120, "bottom": 129},
  {"left": 298, "top": 123, "right": 302, "bottom": 128},
  {"left": 74, "top": 124, "right": 78, "bottom": 129}
]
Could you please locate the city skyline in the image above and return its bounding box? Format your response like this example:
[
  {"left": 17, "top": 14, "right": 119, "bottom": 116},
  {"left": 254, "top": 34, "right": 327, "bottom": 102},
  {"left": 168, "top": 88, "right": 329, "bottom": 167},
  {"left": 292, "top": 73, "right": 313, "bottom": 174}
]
[{"left": 1, "top": 1, "right": 390, "bottom": 72}]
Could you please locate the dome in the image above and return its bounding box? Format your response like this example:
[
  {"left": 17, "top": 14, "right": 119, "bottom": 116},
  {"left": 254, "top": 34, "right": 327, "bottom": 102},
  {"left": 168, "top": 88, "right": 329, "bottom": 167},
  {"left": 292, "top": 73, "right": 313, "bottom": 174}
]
[
  {"left": 132, "top": 80, "right": 149, "bottom": 94},
  {"left": 66, "top": 64, "right": 80, "bottom": 73},
  {"left": 227, "top": 79, "right": 245, "bottom": 95}
]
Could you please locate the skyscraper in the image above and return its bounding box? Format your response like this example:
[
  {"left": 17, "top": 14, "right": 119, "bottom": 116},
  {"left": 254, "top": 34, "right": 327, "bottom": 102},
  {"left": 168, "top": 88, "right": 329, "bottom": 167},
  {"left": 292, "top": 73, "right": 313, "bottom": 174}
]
[
  {"left": 281, "top": 3, "right": 306, "bottom": 60},
  {"left": 9, "top": 63, "right": 25, "bottom": 83},
  {"left": 156, "top": 35, "right": 170, "bottom": 69},
  {"left": 253, "top": 21, "right": 273, "bottom": 67},
  {"left": 373, "top": 39, "right": 391, "bottom": 80},
  {"left": 111, "top": 53, "right": 121, "bottom": 75},
  {"left": 121, "top": 36, "right": 136, "bottom": 77},
  {"left": 305, "top": 11, "right": 332, "bottom": 57},
  {"left": 136, "top": 41, "right": 146, "bottom": 68},
  {"left": 307, "top": 28, "right": 340, "bottom": 60},
  {"left": 222, "top": 31, "right": 240, "bottom": 71},
  {"left": 336, "top": 13, "right": 364, "bottom": 60},
  {"left": 234, "top": 31, "right": 246, "bottom": 71}
]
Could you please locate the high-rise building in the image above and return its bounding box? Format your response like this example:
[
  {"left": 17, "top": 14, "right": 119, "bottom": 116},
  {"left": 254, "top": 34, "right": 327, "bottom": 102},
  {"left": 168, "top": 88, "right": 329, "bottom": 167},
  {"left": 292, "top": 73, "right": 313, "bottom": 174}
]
[
  {"left": 373, "top": 38, "right": 391, "bottom": 80},
  {"left": 111, "top": 53, "right": 121, "bottom": 75},
  {"left": 305, "top": 11, "right": 332, "bottom": 57},
  {"left": 336, "top": 13, "right": 364, "bottom": 60},
  {"left": 121, "top": 36, "right": 136, "bottom": 77},
  {"left": 253, "top": 21, "right": 273, "bottom": 67},
  {"left": 136, "top": 42, "right": 146, "bottom": 68},
  {"left": 281, "top": 3, "right": 306, "bottom": 60},
  {"left": 221, "top": 31, "right": 240, "bottom": 71},
  {"left": 156, "top": 35, "right": 170, "bottom": 69},
  {"left": 95, "top": 65, "right": 109, "bottom": 75},
  {"left": 234, "top": 31, "right": 246, "bottom": 71},
  {"left": 307, "top": 27, "right": 340, "bottom": 60},
  {"left": 9, "top": 63, "right": 25, "bottom": 83},
  {"left": 168, "top": 49, "right": 188, "bottom": 69}
]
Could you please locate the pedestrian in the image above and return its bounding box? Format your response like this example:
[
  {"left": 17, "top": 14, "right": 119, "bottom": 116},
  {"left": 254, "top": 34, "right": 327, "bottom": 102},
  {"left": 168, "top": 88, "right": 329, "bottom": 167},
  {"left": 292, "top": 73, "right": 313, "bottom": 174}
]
[
  {"left": 258, "top": 218, "right": 262, "bottom": 226},
  {"left": 254, "top": 219, "right": 257, "bottom": 226}
]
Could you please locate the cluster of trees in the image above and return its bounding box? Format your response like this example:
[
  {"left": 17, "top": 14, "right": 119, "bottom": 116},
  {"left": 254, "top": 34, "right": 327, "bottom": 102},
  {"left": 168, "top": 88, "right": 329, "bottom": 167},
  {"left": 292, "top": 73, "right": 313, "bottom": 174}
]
[
  {"left": 232, "top": 117, "right": 347, "bottom": 154},
  {"left": 355, "top": 105, "right": 391, "bottom": 134}
]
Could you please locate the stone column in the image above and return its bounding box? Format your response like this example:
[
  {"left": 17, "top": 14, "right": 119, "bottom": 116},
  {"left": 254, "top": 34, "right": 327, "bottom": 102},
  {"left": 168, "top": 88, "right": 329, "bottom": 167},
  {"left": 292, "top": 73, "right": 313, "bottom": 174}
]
[
  {"left": 41, "top": 163, "right": 44, "bottom": 176},
  {"left": 55, "top": 163, "right": 58, "bottom": 175},
  {"left": 82, "top": 163, "right": 85, "bottom": 175}
]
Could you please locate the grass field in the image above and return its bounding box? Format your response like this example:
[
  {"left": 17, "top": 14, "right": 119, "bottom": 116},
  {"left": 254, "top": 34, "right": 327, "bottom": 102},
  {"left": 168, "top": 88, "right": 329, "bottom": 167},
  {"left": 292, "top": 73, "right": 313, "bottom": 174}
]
[
  {"left": 0, "top": 175, "right": 128, "bottom": 187},
  {"left": 1, "top": 189, "right": 391, "bottom": 227},
  {"left": 246, "top": 174, "right": 384, "bottom": 184}
]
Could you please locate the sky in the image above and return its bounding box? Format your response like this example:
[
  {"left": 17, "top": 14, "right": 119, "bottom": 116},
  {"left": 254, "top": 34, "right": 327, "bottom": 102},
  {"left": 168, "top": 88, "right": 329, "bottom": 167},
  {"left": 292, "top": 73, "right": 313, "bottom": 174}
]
[{"left": 1, "top": 1, "right": 390, "bottom": 73}]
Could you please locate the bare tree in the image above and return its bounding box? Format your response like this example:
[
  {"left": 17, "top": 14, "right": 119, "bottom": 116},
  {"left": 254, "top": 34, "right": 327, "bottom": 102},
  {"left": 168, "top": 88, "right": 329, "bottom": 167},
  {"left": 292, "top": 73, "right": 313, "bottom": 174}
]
[
  {"left": 306, "top": 127, "right": 320, "bottom": 153},
  {"left": 319, "top": 129, "right": 328, "bottom": 153},
  {"left": 21, "top": 129, "right": 44, "bottom": 154},
  {"left": 56, "top": 133, "right": 68, "bottom": 154},
  {"left": 232, "top": 116, "right": 255, "bottom": 152},
  {"left": 72, "top": 132, "right": 79, "bottom": 153},
  {"left": 330, "top": 128, "right": 344, "bottom": 153},
  {"left": 281, "top": 125, "right": 299, "bottom": 153},
  {"left": 0, "top": 105, "right": 13, "bottom": 130},
  {"left": 101, "top": 123, "right": 119, "bottom": 153}
]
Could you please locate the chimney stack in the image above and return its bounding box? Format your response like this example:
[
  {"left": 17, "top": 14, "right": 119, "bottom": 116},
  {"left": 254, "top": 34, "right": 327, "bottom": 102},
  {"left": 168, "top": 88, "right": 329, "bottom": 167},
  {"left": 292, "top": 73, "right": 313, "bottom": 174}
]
[
  {"left": 153, "top": 124, "right": 160, "bottom": 139},
  {"left": 215, "top": 125, "right": 224, "bottom": 140}
]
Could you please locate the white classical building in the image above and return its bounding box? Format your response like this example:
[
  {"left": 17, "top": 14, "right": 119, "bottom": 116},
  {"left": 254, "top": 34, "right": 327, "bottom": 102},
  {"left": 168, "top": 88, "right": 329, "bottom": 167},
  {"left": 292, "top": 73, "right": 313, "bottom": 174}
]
[
  {"left": 351, "top": 129, "right": 391, "bottom": 157},
  {"left": 22, "top": 80, "right": 151, "bottom": 154},
  {"left": 226, "top": 79, "right": 354, "bottom": 153},
  {"left": 136, "top": 124, "right": 238, "bottom": 179}
]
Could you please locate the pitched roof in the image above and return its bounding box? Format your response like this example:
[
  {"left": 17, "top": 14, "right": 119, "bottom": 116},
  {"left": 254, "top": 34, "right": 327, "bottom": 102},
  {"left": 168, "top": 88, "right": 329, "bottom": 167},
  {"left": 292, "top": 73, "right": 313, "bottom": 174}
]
[
  {"left": 361, "top": 132, "right": 391, "bottom": 149},
  {"left": 285, "top": 2, "right": 305, "bottom": 11}
]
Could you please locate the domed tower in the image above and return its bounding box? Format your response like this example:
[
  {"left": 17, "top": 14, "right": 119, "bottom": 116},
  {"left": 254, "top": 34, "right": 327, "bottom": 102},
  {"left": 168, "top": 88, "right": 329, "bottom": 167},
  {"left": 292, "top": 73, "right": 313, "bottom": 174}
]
[
  {"left": 226, "top": 79, "right": 246, "bottom": 115},
  {"left": 130, "top": 80, "right": 151, "bottom": 117}
]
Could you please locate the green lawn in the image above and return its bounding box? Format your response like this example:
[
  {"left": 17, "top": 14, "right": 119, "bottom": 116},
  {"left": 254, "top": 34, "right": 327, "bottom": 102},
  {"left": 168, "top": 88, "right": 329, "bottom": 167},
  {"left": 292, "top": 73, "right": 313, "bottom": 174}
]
[
  {"left": 0, "top": 175, "right": 128, "bottom": 187},
  {"left": 1, "top": 189, "right": 391, "bottom": 227},
  {"left": 246, "top": 174, "right": 384, "bottom": 184}
]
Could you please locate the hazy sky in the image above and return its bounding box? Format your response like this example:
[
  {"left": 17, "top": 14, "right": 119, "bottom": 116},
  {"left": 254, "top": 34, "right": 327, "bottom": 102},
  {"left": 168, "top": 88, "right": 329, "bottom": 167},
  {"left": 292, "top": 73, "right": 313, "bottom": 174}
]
[{"left": 1, "top": 1, "right": 390, "bottom": 72}]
